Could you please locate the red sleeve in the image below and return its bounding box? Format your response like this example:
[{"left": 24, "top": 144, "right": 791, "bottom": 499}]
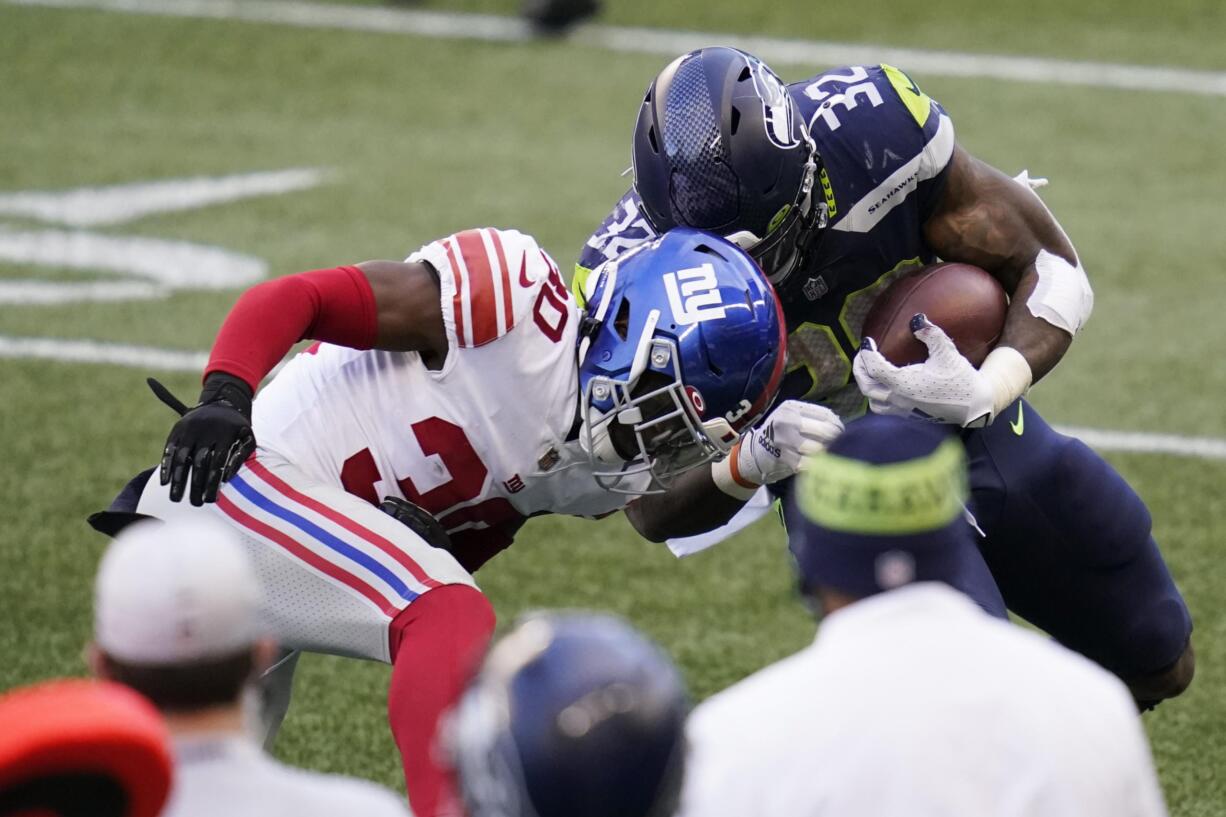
[{"left": 204, "top": 265, "right": 378, "bottom": 392}]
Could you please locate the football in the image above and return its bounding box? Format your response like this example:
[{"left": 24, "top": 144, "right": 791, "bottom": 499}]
[{"left": 860, "top": 262, "right": 1008, "bottom": 367}]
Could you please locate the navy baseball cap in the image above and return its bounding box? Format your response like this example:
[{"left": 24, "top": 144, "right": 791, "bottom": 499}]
[
  {"left": 451, "top": 612, "right": 689, "bottom": 817},
  {"left": 786, "top": 414, "right": 978, "bottom": 598}
]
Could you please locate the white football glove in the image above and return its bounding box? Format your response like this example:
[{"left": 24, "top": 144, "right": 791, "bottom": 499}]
[
  {"left": 853, "top": 314, "right": 1031, "bottom": 428},
  {"left": 711, "top": 400, "right": 844, "bottom": 499}
]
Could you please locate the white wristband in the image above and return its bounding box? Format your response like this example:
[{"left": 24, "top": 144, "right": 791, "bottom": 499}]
[
  {"left": 710, "top": 445, "right": 759, "bottom": 501},
  {"left": 980, "top": 346, "right": 1033, "bottom": 418}
]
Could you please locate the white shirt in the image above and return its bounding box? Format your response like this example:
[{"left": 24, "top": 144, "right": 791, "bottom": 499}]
[
  {"left": 163, "top": 733, "right": 409, "bottom": 817},
  {"left": 680, "top": 583, "right": 1167, "bottom": 817}
]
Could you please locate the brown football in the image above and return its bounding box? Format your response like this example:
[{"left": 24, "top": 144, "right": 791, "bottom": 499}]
[{"left": 861, "top": 262, "right": 1007, "bottom": 367}]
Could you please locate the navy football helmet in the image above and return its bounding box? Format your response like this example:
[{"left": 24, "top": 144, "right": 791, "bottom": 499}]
[
  {"left": 632, "top": 47, "right": 825, "bottom": 286},
  {"left": 577, "top": 227, "right": 786, "bottom": 493},
  {"left": 450, "top": 612, "right": 689, "bottom": 817}
]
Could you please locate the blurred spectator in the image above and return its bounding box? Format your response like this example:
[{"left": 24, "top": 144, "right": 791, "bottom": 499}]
[
  {"left": 0, "top": 678, "right": 173, "bottom": 817},
  {"left": 522, "top": 0, "right": 601, "bottom": 35},
  {"left": 679, "top": 414, "right": 1168, "bottom": 817},
  {"left": 89, "top": 518, "right": 407, "bottom": 817},
  {"left": 451, "top": 611, "right": 688, "bottom": 817}
]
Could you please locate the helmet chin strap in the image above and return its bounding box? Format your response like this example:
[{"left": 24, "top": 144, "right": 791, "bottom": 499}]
[
  {"left": 585, "top": 417, "right": 622, "bottom": 465},
  {"left": 730, "top": 147, "right": 823, "bottom": 285},
  {"left": 723, "top": 230, "right": 759, "bottom": 251},
  {"left": 582, "top": 405, "right": 650, "bottom": 465},
  {"left": 767, "top": 172, "right": 829, "bottom": 286}
]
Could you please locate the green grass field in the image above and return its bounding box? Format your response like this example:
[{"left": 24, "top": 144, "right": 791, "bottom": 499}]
[{"left": 2, "top": 1, "right": 1225, "bottom": 812}]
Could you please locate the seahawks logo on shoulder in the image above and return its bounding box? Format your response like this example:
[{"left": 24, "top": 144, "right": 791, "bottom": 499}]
[{"left": 749, "top": 58, "right": 799, "bottom": 150}]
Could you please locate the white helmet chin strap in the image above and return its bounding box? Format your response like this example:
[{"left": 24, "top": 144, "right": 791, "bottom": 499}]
[
  {"left": 723, "top": 230, "right": 760, "bottom": 251},
  {"left": 583, "top": 417, "right": 622, "bottom": 465}
]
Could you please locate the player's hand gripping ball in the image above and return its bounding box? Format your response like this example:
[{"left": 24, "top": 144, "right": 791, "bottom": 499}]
[
  {"left": 855, "top": 315, "right": 998, "bottom": 427},
  {"left": 860, "top": 262, "right": 1006, "bottom": 367},
  {"left": 853, "top": 262, "right": 1011, "bottom": 427}
]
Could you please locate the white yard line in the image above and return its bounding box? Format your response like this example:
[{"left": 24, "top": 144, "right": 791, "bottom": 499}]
[
  {"left": 0, "top": 228, "right": 267, "bottom": 297},
  {"left": 0, "top": 336, "right": 208, "bottom": 372},
  {"left": 1054, "top": 426, "right": 1226, "bottom": 461},
  {"left": 2, "top": 335, "right": 1224, "bottom": 463},
  {"left": 0, "top": 169, "right": 330, "bottom": 228},
  {"left": 4, "top": 2, "right": 1223, "bottom": 461},
  {"left": 0, "top": 169, "right": 332, "bottom": 305},
  {"left": 9, "top": 0, "right": 1226, "bottom": 98}
]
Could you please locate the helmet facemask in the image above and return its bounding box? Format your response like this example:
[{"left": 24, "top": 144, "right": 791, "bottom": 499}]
[
  {"left": 581, "top": 333, "right": 737, "bottom": 496},
  {"left": 725, "top": 138, "right": 825, "bottom": 286},
  {"left": 576, "top": 227, "right": 786, "bottom": 496}
]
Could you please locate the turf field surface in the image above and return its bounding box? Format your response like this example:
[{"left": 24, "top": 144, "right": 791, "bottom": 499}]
[{"left": 2, "top": 2, "right": 1224, "bottom": 812}]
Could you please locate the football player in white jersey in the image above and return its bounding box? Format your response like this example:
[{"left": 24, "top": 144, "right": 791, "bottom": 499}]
[{"left": 92, "top": 227, "right": 830, "bottom": 816}]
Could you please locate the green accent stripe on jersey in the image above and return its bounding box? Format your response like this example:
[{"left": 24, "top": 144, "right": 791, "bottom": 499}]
[
  {"left": 881, "top": 63, "right": 933, "bottom": 128},
  {"left": 797, "top": 437, "right": 967, "bottom": 534},
  {"left": 572, "top": 263, "right": 593, "bottom": 309},
  {"left": 818, "top": 166, "right": 837, "bottom": 218}
]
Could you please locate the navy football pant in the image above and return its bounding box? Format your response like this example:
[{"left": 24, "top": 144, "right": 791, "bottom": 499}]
[
  {"left": 781, "top": 398, "right": 1192, "bottom": 680},
  {"left": 960, "top": 398, "right": 1192, "bottom": 678}
]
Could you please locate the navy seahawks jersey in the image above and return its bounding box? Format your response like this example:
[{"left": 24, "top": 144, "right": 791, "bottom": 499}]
[{"left": 578, "top": 64, "right": 956, "bottom": 417}]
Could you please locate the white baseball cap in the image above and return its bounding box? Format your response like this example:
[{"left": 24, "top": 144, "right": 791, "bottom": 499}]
[{"left": 94, "top": 518, "right": 264, "bottom": 665}]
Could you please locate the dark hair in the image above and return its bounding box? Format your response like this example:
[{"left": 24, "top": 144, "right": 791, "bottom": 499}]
[{"left": 98, "top": 649, "right": 255, "bottom": 713}]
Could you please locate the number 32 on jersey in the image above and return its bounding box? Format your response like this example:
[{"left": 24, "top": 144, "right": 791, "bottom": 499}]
[{"left": 803, "top": 64, "right": 933, "bottom": 132}]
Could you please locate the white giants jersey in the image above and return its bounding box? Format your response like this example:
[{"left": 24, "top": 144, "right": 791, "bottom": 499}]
[{"left": 253, "top": 228, "right": 630, "bottom": 570}]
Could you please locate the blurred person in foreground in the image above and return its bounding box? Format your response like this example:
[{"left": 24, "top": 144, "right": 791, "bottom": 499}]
[
  {"left": 450, "top": 612, "right": 688, "bottom": 817},
  {"left": 88, "top": 518, "right": 407, "bottom": 817},
  {"left": 0, "top": 678, "right": 172, "bottom": 817},
  {"left": 678, "top": 414, "right": 1168, "bottom": 817}
]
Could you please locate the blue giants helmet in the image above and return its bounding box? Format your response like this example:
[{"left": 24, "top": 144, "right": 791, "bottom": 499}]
[
  {"left": 632, "top": 47, "right": 825, "bottom": 285},
  {"left": 451, "top": 612, "right": 689, "bottom": 817},
  {"left": 576, "top": 227, "right": 786, "bottom": 493}
]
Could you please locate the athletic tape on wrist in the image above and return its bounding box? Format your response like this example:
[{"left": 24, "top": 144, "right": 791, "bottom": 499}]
[
  {"left": 1027, "top": 250, "right": 1094, "bottom": 336},
  {"left": 711, "top": 441, "right": 759, "bottom": 500},
  {"left": 980, "top": 346, "right": 1033, "bottom": 418}
]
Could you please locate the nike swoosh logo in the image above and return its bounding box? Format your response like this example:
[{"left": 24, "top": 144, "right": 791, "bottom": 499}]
[
  {"left": 1010, "top": 402, "right": 1025, "bottom": 436},
  {"left": 518, "top": 254, "right": 531, "bottom": 288}
]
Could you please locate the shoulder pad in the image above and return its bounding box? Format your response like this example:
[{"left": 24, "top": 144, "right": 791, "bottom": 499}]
[
  {"left": 578, "top": 188, "right": 658, "bottom": 272},
  {"left": 412, "top": 228, "right": 573, "bottom": 349},
  {"left": 792, "top": 64, "right": 946, "bottom": 134},
  {"left": 790, "top": 65, "right": 956, "bottom": 234}
]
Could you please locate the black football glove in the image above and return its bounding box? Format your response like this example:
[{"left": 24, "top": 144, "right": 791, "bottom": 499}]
[
  {"left": 150, "top": 372, "right": 256, "bottom": 506},
  {"left": 379, "top": 496, "right": 453, "bottom": 553}
]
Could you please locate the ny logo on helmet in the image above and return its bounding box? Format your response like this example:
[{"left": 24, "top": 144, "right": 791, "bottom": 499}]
[
  {"left": 663, "top": 263, "right": 726, "bottom": 325},
  {"left": 749, "top": 59, "right": 799, "bottom": 150}
]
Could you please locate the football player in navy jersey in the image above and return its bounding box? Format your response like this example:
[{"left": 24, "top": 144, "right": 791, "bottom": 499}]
[{"left": 578, "top": 47, "right": 1193, "bottom": 708}]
